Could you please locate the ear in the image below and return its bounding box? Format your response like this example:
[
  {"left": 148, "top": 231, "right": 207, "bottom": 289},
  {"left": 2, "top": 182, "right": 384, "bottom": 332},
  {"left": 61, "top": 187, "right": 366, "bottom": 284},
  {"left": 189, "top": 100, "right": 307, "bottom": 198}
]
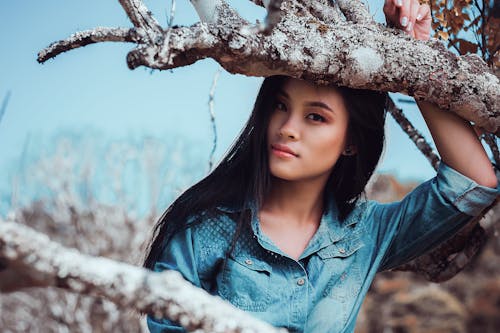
[{"left": 342, "top": 144, "right": 357, "bottom": 156}]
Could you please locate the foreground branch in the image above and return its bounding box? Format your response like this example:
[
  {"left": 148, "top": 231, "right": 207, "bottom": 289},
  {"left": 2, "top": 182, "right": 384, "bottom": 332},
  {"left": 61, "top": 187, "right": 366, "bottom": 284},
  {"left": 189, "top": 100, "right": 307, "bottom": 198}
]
[
  {"left": 37, "top": 0, "right": 500, "bottom": 134},
  {"left": 0, "top": 221, "right": 286, "bottom": 333}
]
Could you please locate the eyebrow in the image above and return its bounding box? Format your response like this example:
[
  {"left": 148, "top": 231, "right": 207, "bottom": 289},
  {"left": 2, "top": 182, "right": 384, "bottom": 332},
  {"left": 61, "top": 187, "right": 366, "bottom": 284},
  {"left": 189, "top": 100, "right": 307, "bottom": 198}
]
[{"left": 277, "top": 89, "right": 335, "bottom": 114}]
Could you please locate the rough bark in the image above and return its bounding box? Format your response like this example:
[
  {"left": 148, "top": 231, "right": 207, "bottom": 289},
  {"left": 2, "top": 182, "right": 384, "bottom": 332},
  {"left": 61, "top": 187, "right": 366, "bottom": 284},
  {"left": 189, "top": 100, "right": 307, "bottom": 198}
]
[
  {"left": 37, "top": 0, "right": 500, "bottom": 135},
  {"left": 0, "top": 220, "right": 287, "bottom": 333}
]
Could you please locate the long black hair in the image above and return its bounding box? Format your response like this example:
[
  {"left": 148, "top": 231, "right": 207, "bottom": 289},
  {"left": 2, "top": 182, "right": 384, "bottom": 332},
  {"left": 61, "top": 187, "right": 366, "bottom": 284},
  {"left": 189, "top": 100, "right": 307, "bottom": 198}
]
[{"left": 143, "top": 76, "right": 387, "bottom": 270}]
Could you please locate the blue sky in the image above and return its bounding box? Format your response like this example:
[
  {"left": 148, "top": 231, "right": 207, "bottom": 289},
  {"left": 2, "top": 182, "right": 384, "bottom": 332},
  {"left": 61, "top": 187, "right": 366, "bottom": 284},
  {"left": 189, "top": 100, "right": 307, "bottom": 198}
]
[{"left": 0, "top": 0, "right": 445, "bottom": 212}]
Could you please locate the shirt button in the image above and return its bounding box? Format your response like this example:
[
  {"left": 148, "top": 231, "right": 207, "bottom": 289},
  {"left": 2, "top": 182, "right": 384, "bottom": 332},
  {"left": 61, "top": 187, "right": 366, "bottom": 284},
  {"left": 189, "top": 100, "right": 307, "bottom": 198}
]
[
  {"left": 297, "top": 278, "right": 305, "bottom": 286},
  {"left": 244, "top": 259, "right": 253, "bottom": 265},
  {"left": 339, "top": 248, "right": 346, "bottom": 254}
]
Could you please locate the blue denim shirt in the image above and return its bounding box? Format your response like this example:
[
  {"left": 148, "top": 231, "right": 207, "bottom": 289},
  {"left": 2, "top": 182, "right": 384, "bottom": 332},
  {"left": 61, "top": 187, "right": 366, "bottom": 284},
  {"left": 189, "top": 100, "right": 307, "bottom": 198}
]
[{"left": 147, "top": 162, "right": 498, "bottom": 333}]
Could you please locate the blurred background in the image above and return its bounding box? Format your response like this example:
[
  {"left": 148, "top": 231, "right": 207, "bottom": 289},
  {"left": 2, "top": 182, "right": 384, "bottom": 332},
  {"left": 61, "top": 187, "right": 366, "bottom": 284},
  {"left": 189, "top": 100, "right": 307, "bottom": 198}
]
[{"left": 0, "top": 0, "right": 498, "bottom": 332}]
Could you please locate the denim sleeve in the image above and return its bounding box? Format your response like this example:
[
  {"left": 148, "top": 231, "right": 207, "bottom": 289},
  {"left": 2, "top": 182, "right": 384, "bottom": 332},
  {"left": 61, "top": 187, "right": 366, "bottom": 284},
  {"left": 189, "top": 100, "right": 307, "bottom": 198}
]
[
  {"left": 369, "top": 162, "right": 498, "bottom": 272},
  {"left": 146, "top": 227, "right": 199, "bottom": 333}
]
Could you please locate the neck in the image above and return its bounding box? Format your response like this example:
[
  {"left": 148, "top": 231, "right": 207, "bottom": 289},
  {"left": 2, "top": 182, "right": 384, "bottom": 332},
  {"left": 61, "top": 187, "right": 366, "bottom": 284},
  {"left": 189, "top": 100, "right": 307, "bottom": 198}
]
[{"left": 262, "top": 175, "right": 328, "bottom": 226}]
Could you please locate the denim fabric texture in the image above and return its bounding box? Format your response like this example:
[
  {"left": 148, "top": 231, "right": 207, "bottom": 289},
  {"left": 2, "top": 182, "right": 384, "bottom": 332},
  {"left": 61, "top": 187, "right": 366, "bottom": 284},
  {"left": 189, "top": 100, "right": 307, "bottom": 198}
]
[{"left": 147, "top": 162, "right": 499, "bottom": 333}]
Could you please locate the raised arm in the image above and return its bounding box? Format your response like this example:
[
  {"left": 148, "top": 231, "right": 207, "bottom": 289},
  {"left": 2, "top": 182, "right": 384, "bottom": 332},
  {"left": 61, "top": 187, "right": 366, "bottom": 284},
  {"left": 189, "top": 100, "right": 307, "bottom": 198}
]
[
  {"left": 418, "top": 100, "right": 497, "bottom": 188},
  {"left": 384, "top": 0, "right": 497, "bottom": 188}
]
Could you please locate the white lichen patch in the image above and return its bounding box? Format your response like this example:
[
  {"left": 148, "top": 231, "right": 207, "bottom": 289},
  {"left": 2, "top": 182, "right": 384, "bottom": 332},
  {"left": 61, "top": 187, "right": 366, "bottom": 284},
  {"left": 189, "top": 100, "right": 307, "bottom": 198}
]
[
  {"left": 229, "top": 35, "right": 246, "bottom": 50},
  {"left": 351, "top": 47, "right": 383, "bottom": 80},
  {"left": 310, "top": 54, "right": 329, "bottom": 72},
  {"left": 288, "top": 48, "right": 304, "bottom": 66},
  {"left": 239, "top": 25, "right": 253, "bottom": 37},
  {"left": 269, "top": 30, "right": 288, "bottom": 58}
]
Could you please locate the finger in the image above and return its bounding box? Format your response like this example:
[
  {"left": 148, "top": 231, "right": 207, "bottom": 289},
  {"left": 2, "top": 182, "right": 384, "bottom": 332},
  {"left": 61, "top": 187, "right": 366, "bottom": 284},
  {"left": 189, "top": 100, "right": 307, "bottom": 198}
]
[
  {"left": 416, "top": 3, "right": 431, "bottom": 22},
  {"left": 406, "top": 0, "right": 420, "bottom": 32},
  {"left": 399, "top": 0, "right": 411, "bottom": 29}
]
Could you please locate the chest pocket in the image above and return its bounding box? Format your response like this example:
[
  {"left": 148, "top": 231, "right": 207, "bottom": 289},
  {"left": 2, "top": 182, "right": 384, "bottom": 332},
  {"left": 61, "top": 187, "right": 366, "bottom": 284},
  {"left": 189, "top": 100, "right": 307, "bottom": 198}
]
[
  {"left": 317, "top": 235, "right": 365, "bottom": 300},
  {"left": 218, "top": 254, "right": 274, "bottom": 312}
]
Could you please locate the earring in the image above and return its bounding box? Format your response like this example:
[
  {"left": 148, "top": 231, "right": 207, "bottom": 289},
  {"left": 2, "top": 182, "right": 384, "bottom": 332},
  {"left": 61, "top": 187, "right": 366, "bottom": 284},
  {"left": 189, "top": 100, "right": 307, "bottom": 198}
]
[{"left": 343, "top": 146, "right": 355, "bottom": 156}]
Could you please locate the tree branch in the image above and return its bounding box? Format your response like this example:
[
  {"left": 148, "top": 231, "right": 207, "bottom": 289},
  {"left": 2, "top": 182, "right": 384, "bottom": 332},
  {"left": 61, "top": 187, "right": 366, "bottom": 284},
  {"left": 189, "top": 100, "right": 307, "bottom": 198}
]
[
  {"left": 38, "top": 0, "right": 500, "bottom": 135},
  {"left": 38, "top": 28, "right": 141, "bottom": 63},
  {"left": 190, "top": 0, "right": 247, "bottom": 25},
  {"left": 261, "top": 0, "right": 285, "bottom": 34},
  {"left": 482, "top": 132, "right": 500, "bottom": 167},
  {"left": 246, "top": 0, "right": 264, "bottom": 7},
  {"left": 386, "top": 96, "right": 440, "bottom": 170},
  {"left": 118, "top": 0, "right": 162, "bottom": 33},
  {"left": 0, "top": 220, "right": 287, "bottom": 333},
  {"left": 0, "top": 91, "right": 11, "bottom": 125},
  {"left": 208, "top": 68, "right": 221, "bottom": 171}
]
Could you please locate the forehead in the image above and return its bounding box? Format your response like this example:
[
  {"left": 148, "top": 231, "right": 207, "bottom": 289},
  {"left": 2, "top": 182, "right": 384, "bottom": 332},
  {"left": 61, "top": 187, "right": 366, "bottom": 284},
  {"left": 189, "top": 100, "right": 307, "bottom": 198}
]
[{"left": 281, "top": 78, "right": 346, "bottom": 109}]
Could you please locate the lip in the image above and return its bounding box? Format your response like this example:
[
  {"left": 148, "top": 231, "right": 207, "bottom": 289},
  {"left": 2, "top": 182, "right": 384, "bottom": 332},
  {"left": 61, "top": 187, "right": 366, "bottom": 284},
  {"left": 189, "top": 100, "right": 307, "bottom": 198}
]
[{"left": 271, "top": 144, "right": 298, "bottom": 158}]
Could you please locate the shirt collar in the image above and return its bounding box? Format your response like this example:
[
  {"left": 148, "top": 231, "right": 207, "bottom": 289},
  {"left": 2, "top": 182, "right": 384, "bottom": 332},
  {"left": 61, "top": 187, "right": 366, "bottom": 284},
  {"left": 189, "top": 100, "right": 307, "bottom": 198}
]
[{"left": 215, "top": 196, "right": 362, "bottom": 257}]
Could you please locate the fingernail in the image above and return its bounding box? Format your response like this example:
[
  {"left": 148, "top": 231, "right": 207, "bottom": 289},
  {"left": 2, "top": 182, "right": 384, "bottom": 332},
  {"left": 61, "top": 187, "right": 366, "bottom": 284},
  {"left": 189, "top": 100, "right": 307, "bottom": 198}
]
[
  {"left": 397, "top": 0, "right": 403, "bottom": 6},
  {"left": 416, "top": 14, "right": 422, "bottom": 21},
  {"left": 401, "top": 16, "right": 408, "bottom": 27},
  {"left": 406, "top": 22, "right": 412, "bottom": 31}
]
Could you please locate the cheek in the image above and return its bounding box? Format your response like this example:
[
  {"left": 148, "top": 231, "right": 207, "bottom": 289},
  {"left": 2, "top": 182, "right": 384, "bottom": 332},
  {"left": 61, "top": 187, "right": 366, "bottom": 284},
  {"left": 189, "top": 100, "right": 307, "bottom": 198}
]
[
  {"left": 309, "top": 127, "right": 346, "bottom": 154},
  {"left": 307, "top": 131, "right": 347, "bottom": 168},
  {"left": 267, "top": 114, "right": 280, "bottom": 140}
]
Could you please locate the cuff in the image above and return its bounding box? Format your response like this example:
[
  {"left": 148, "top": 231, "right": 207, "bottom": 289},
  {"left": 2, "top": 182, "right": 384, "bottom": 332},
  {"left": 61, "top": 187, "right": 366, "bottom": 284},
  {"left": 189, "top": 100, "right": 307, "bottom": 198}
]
[
  {"left": 436, "top": 161, "right": 499, "bottom": 216},
  {"left": 147, "top": 315, "right": 186, "bottom": 333}
]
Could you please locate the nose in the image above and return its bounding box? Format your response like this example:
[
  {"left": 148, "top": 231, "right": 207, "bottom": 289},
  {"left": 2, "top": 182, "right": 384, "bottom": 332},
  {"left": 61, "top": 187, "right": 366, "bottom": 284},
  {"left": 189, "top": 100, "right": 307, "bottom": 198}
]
[{"left": 279, "top": 114, "right": 300, "bottom": 140}]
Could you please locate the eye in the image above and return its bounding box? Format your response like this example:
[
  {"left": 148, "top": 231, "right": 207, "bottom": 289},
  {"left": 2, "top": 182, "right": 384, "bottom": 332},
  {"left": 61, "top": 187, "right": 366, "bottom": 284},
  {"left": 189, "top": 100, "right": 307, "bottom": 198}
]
[
  {"left": 274, "top": 101, "right": 287, "bottom": 112},
  {"left": 306, "top": 113, "right": 326, "bottom": 122}
]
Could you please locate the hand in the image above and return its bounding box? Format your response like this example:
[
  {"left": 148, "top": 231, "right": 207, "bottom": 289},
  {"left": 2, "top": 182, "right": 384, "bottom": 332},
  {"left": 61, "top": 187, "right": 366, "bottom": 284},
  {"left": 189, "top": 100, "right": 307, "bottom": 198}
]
[{"left": 383, "top": 0, "right": 432, "bottom": 41}]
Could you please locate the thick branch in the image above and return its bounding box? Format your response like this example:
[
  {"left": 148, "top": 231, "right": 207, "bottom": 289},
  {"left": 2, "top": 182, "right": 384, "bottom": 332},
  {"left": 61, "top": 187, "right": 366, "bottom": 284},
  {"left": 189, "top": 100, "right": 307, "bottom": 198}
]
[
  {"left": 121, "top": 19, "right": 500, "bottom": 134},
  {"left": 38, "top": 28, "right": 141, "bottom": 63},
  {"left": 0, "top": 221, "right": 287, "bottom": 333},
  {"left": 386, "top": 97, "right": 440, "bottom": 170},
  {"left": 38, "top": 1, "right": 500, "bottom": 134}
]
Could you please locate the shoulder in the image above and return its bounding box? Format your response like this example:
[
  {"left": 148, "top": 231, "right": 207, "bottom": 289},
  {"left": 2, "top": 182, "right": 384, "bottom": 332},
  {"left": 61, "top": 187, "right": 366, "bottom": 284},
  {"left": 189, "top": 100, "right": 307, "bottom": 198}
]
[
  {"left": 346, "top": 197, "right": 376, "bottom": 225},
  {"left": 186, "top": 207, "right": 241, "bottom": 260},
  {"left": 189, "top": 209, "right": 237, "bottom": 243}
]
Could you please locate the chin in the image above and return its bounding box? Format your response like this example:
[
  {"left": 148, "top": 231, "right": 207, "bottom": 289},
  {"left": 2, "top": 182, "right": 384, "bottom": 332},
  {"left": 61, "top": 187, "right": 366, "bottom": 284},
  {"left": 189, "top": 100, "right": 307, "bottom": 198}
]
[{"left": 269, "top": 165, "right": 303, "bottom": 181}]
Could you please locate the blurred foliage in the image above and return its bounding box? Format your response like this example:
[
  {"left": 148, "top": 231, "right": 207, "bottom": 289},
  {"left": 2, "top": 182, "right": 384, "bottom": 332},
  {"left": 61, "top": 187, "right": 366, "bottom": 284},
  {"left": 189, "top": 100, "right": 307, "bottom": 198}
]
[{"left": 421, "top": 0, "right": 500, "bottom": 68}]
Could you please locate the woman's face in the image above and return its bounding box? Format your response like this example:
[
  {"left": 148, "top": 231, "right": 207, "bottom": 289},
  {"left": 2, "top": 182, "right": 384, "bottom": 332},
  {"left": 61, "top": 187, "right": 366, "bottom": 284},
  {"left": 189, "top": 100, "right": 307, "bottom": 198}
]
[{"left": 267, "top": 78, "right": 351, "bottom": 182}]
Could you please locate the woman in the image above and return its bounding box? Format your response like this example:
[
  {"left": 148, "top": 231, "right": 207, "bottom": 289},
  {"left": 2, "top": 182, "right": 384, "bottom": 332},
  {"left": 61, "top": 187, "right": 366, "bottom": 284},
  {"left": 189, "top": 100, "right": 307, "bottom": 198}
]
[{"left": 144, "top": 1, "right": 499, "bottom": 332}]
